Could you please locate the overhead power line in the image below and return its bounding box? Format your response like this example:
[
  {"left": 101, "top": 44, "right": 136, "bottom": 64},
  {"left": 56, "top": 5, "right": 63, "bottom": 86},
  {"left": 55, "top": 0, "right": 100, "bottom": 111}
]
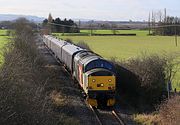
[
  {"left": 152, "top": 24, "right": 180, "bottom": 28},
  {"left": 48, "top": 22, "right": 77, "bottom": 28},
  {"left": 48, "top": 22, "right": 180, "bottom": 30}
]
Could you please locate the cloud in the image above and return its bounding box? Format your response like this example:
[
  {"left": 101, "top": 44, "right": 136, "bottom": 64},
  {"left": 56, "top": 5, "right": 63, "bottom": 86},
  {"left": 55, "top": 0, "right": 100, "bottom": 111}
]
[{"left": 0, "top": 0, "right": 179, "bottom": 20}]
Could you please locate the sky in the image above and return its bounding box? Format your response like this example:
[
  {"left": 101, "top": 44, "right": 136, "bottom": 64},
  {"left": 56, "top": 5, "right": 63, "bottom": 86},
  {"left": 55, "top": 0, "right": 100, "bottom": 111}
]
[{"left": 0, "top": 0, "right": 180, "bottom": 21}]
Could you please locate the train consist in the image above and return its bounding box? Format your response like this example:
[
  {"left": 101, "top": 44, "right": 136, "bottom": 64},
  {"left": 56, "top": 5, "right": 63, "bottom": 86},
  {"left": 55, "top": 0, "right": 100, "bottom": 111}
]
[{"left": 43, "top": 35, "right": 116, "bottom": 107}]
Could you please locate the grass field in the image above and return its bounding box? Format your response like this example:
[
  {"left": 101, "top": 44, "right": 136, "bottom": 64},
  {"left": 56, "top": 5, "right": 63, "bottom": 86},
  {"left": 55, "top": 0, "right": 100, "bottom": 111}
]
[
  {"left": 0, "top": 30, "right": 9, "bottom": 65},
  {"left": 53, "top": 29, "right": 149, "bottom": 36},
  {"left": 81, "top": 29, "right": 149, "bottom": 36},
  {"left": 55, "top": 31, "right": 180, "bottom": 90},
  {"left": 0, "top": 30, "right": 8, "bottom": 36},
  {"left": 60, "top": 35, "right": 180, "bottom": 60}
]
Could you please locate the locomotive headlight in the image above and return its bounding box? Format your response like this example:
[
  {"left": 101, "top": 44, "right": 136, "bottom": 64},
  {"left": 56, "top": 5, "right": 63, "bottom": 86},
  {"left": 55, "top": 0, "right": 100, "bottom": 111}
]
[
  {"left": 88, "top": 86, "right": 92, "bottom": 89},
  {"left": 92, "top": 79, "right": 96, "bottom": 82},
  {"left": 100, "top": 83, "right": 104, "bottom": 87},
  {"left": 108, "top": 79, "right": 112, "bottom": 82}
]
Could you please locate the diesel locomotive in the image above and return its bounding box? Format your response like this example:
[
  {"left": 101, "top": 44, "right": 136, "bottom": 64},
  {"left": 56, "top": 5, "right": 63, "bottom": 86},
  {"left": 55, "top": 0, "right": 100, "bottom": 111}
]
[{"left": 43, "top": 35, "right": 116, "bottom": 107}]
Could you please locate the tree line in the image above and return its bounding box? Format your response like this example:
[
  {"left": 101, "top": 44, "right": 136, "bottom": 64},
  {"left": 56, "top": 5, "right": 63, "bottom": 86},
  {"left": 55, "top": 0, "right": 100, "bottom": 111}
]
[
  {"left": 42, "top": 13, "right": 79, "bottom": 33},
  {"left": 149, "top": 9, "right": 180, "bottom": 36},
  {"left": 156, "top": 16, "right": 180, "bottom": 36},
  {"left": 0, "top": 20, "right": 37, "bottom": 30}
]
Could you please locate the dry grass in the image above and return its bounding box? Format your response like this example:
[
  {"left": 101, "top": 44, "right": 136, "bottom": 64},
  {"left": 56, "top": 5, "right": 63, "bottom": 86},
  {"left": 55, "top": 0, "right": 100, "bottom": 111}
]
[
  {"left": 50, "top": 90, "right": 66, "bottom": 107},
  {"left": 159, "top": 95, "right": 180, "bottom": 125},
  {"left": 134, "top": 95, "right": 180, "bottom": 125},
  {"left": 134, "top": 113, "right": 160, "bottom": 125}
]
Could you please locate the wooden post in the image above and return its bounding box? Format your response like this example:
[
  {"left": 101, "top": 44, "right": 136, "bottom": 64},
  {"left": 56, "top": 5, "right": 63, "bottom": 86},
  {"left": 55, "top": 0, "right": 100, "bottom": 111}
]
[
  {"left": 175, "top": 26, "right": 178, "bottom": 47},
  {"left": 148, "top": 12, "right": 151, "bottom": 35}
]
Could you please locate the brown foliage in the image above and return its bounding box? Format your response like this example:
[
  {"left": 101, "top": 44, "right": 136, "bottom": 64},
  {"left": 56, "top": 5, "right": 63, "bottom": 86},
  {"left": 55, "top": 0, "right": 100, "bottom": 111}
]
[
  {"left": 0, "top": 18, "right": 78, "bottom": 125},
  {"left": 159, "top": 95, "right": 180, "bottom": 125}
]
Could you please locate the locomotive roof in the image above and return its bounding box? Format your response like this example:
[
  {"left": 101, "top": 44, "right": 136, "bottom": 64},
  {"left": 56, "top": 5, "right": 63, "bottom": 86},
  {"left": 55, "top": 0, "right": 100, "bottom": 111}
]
[
  {"left": 80, "top": 55, "right": 102, "bottom": 65},
  {"left": 80, "top": 55, "right": 115, "bottom": 73},
  {"left": 85, "top": 68, "right": 115, "bottom": 76},
  {"left": 74, "top": 50, "right": 95, "bottom": 60}
]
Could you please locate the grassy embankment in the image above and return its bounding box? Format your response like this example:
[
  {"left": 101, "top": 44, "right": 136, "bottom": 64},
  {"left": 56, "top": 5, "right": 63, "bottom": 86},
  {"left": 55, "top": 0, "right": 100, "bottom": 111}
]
[
  {"left": 0, "top": 20, "right": 82, "bottom": 124},
  {"left": 54, "top": 30, "right": 180, "bottom": 91}
]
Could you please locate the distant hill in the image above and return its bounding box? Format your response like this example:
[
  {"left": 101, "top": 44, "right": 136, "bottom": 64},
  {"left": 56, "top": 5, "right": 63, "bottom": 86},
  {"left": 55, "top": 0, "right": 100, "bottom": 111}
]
[{"left": 0, "top": 14, "right": 45, "bottom": 23}]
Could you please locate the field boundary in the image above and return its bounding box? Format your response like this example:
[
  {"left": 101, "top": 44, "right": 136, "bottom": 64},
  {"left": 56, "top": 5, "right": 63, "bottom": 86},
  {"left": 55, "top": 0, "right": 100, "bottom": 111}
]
[{"left": 92, "top": 34, "right": 136, "bottom": 36}]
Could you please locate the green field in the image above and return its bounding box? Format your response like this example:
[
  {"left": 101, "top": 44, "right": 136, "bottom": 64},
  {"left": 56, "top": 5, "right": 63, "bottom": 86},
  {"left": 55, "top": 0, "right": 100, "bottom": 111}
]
[
  {"left": 60, "top": 35, "right": 180, "bottom": 60},
  {"left": 54, "top": 30, "right": 180, "bottom": 90},
  {"left": 81, "top": 29, "right": 149, "bottom": 36},
  {"left": 53, "top": 29, "right": 149, "bottom": 36},
  {"left": 0, "top": 30, "right": 8, "bottom": 36},
  {"left": 0, "top": 30, "right": 9, "bottom": 65}
]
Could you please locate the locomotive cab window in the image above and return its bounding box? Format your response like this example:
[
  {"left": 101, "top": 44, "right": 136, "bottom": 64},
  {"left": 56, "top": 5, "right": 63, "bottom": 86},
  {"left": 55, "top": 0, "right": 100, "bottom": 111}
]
[
  {"left": 84, "top": 60, "right": 114, "bottom": 72},
  {"left": 90, "top": 71, "right": 113, "bottom": 76}
]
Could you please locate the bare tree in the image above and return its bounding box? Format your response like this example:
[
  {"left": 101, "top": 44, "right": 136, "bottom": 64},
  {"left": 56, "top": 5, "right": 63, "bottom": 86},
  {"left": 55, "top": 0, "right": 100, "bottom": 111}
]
[
  {"left": 148, "top": 12, "right": 151, "bottom": 35},
  {"left": 112, "top": 24, "right": 118, "bottom": 35},
  {"left": 48, "top": 13, "right": 53, "bottom": 33},
  {"left": 164, "top": 8, "right": 167, "bottom": 23},
  {"left": 89, "top": 20, "right": 94, "bottom": 36}
]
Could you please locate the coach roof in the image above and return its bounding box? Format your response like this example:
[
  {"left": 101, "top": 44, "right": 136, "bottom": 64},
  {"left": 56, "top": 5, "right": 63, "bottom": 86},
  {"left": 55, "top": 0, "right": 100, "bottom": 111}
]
[{"left": 62, "top": 44, "right": 84, "bottom": 55}]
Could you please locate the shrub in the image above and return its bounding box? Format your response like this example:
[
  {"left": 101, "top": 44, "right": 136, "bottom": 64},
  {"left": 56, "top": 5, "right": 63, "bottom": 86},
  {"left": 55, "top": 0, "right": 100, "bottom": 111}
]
[
  {"left": 159, "top": 95, "right": 180, "bottom": 125},
  {"left": 76, "top": 41, "right": 92, "bottom": 51},
  {"left": 111, "top": 54, "right": 169, "bottom": 111},
  {"left": 0, "top": 18, "right": 78, "bottom": 125},
  {"left": 65, "top": 38, "right": 73, "bottom": 44}
]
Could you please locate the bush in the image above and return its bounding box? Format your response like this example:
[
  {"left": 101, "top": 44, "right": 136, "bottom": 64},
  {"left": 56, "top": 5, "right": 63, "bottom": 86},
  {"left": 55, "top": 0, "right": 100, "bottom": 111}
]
[
  {"left": 111, "top": 54, "right": 169, "bottom": 111},
  {"left": 159, "top": 95, "right": 180, "bottom": 125},
  {"left": 76, "top": 41, "right": 92, "bottom": 51},
  {"left": 65, "top": 38, "right": 73, "bottom": 44},
  {"left": 0, "top": 18, "right": 78, "bottom": 125}
]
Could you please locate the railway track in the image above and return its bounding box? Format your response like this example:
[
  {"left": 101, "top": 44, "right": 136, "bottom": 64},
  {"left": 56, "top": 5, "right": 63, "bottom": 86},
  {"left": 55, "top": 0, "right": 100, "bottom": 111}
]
[{"left": 89, "top": 105, "right": 125, "bottom": 125}]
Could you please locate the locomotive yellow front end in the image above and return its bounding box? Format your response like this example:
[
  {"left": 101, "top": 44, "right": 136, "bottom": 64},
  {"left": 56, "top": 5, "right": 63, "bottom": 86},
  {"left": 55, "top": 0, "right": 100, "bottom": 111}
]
[
  {"left": 82, "top": 68, "right": 116, "bottom": 107},
  {"left": 87, "top": 75, "right": 116, "bottom": 107}
]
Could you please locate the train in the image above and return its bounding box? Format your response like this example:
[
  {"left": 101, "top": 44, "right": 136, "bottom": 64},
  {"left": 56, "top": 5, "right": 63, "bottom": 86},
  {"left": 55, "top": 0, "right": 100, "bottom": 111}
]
[{"left": 42, "top": 35, "right": 116, "bottom": 107}]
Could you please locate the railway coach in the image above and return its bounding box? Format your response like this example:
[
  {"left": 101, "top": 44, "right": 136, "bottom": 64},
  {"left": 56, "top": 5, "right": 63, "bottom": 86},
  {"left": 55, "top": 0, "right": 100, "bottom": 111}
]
[{"left": 43, "top": 35, "right": 116, "bottom": 107}]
